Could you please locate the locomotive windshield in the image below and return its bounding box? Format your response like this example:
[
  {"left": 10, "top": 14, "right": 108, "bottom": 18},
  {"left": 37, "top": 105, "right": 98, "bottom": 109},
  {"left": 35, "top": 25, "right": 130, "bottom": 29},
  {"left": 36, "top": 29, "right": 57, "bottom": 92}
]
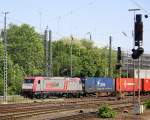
[{"left": 24, "top": 79, "right": 34, "bottom": 84}]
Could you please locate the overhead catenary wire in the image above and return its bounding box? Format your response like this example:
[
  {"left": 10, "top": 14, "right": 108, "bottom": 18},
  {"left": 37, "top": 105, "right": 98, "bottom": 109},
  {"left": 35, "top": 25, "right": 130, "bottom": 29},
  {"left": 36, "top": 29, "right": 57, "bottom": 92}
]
[
  {"left": 130, "top": 0, "right": 150, "bottom": 15},
  {"left": 3, "top": 3, "right": 92, "bottom": 36},
  {"left": 47, "top": 0, "right": 97, "bottom": 40},
  {"left": 6, "top": 16, "right": 41, "bottom": 32},
  {"left": 1, "top": 0, "right": 149, "bottom": 41},
  {"left": 48, "top": 0, "right": 96, "bottom": 23}
]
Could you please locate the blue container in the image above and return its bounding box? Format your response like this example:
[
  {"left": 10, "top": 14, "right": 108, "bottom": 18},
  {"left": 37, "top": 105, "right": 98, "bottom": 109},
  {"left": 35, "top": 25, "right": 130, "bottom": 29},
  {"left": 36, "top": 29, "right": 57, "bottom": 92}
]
[
  {"left": 95, "top": 77, "right": 115, "bottom": 92},
  {"left": 84, "top": 77, "right": 96, "bottom": 93},
  {"left": 84, "top": 77, "right": 115, "bottom": 93}
]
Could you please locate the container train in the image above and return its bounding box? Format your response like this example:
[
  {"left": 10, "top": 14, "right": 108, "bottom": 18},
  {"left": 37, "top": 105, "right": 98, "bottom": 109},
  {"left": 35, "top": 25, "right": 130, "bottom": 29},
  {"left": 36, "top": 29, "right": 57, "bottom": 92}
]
[{"left": 22, "top": 76, "right": 150, "bottom": 98}]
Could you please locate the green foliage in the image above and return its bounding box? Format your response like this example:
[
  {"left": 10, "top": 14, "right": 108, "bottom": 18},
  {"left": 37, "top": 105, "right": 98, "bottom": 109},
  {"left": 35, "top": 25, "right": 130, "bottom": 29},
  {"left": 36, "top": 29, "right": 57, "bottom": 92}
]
[
  {"left": 0, "top": 24, "right": 44, "bottom": 95},
  {"left": 145, "top": 99, "right": 150, "bottom": 109},
  {"left": 8, "top": 64, "right": 25, "bottom": 95},
  {"left": 98, "top": 104, "right": 116, "bottom": 118},
  {"left": 0, "top": 42, "right": 4, "bottom": 95},
  {"left": 52, "top": 38, "right": 117, "bottom": 77},
  {"left": 121, "top": 73, "right": 128, "bottom": 78},
  {"left": 0, "top": 23, "right": 118, "bottom": 95},
  {"left": 7, "top": 24, "right": 44, "bottom": 76}
]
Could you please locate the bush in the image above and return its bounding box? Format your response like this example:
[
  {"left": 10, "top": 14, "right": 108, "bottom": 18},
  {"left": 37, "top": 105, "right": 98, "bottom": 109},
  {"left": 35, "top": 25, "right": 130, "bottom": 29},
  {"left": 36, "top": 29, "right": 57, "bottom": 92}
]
[
  {"left": 145, "top": 99, "right": 150, "bottom": 109},
  {"left": 98, "top": 104, "right": 116, "bottom": 118}
]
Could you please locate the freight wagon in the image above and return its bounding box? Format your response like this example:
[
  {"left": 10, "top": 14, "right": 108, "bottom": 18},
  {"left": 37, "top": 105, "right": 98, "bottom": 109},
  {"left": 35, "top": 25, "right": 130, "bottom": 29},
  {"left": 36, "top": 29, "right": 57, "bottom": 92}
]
[
  {"left": 83, "top": 77, "right": 115, "bottom": 96},
  {"left": 116, "top": 78, "right": 142, "bottom": 92},
  {"left": 116, "top": 78, "right": 150, "bottom": 95},
  {"left": 141, "top": 78, "right": 150, "bottom": 93},
  {"left": 134, "top": 69, "right": 150, "bottom": 78}
]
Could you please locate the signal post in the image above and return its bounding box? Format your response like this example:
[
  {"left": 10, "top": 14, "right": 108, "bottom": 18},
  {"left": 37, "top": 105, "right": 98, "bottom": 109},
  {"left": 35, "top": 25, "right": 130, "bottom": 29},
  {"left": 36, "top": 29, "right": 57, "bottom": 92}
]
[
  {"left": 131, "top": 14, "right": 146, "bottom": 115},
  {"left": 116, "top": 47, "right": 122, "bottom": 99}
]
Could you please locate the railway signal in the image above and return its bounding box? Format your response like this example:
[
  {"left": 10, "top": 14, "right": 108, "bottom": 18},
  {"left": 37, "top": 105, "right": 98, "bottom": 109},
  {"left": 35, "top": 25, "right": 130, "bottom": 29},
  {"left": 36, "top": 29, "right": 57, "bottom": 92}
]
[
  {"left": 116, "top": 47, "right": 122, "bottom": 99},
  {"left": 130, "top": 12, "right": 148, "bottom": 114},
  {"left": 131, "top": 14, "right": 144, "bottom": 60},
  {"left": 116, "top": 47, "right": 122, "bottom": 70},
  {"left": 117, "top": 47, "right": 122, "bottom": 61},
  {"left": 134, "top": 14, "right": 143, "bottom": 46},
  {"left": 132, "top": 47, "right": 144, "bottom": 59}
]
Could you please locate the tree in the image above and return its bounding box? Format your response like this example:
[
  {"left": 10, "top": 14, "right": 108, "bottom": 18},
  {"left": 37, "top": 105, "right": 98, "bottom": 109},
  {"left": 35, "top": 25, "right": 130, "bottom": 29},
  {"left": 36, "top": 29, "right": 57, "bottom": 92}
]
[
  {"left": 8, "top": 64, "right": 25, "bottom": 94},
  {"left": 7, "top": 24, "right": 44, "bottom": 76},
  {"left": 52, "top": 38, "right": 117, "bottom": 77},
  {"left": 0, "top": 41, "right": 17, "bottom": 95},
  {"left": 0, "top": 24, "right": 45, "bottom": 94},
  {"left": 0, "top": 24, "right": 118, "bottom": 95},
  {"left": 0, "top": 42, "right": 4, "bottom": 95}
]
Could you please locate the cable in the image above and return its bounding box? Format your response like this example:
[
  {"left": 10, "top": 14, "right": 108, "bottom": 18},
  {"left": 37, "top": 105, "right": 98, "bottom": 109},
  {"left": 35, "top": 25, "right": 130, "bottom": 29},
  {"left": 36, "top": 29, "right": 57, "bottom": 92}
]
[
  {"left": 7, "top": 16, "right": 26, "bottom": 24},
  {"left": 130, "top": 0, "right": 150, "bottom": 15},
  {"left": 7, "top": 16, "right": 41, "bottom": 32},
  {"left": 48, "top": 0, "right": 96, "bottom": 23}
]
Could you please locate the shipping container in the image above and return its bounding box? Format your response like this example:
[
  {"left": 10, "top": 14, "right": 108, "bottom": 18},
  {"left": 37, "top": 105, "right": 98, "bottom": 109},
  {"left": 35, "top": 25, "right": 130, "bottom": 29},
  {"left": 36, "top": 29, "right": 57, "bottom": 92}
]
[
  {"left": 84, "top": 77, "right": 115, "bottom": 93},
  {"left": 134, "top": 69, "right": 150, "bottom": 78},
  {"left": 95, "top": 77, "right": 115, "bottom": 92},
  {"left": 84, "top": 77, "right": 96, "bottom": 93},
  {"left": 116, "top": 78, "right": 142, "bottom": 92},
  {"left": 142, "top": 78, "right": 150, "bottom": 91}
]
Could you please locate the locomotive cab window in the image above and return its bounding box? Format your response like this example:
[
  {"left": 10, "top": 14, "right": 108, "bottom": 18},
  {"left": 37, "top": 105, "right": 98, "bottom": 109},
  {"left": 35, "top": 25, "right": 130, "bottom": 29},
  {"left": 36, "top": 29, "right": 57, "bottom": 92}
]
[
  {"left": 38, "top": 80, "right": 40, "bottom": 84},
  {"left": 24, "top": 79, "right": 34, "bottom": 83}
]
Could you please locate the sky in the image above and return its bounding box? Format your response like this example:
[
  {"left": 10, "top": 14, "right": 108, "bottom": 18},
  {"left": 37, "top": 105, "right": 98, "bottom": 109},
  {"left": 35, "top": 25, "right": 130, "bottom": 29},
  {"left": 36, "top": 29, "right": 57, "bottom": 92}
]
[{"left": 0, "top": 0, "right": 150, "bottom": 53}]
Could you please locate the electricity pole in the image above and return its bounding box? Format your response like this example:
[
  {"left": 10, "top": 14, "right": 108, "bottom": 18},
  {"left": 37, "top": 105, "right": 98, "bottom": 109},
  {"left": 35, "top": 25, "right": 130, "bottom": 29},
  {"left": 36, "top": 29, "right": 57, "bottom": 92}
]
[
  {"left": 48, "top": 30, "right": 53, "bottom": 77},
  {"left": 108, "top": 36, "right": 112, "bottom": 77},
  {"left": 3, "top": 11, "right": 9, "bottom": 102},
  {"left": 70, "top": 35, "right": 73, "bottom": 77},
  {"left": 126, "top": 51, "right": 129, "bottom": 78},
  {"left": 44, "top": 26, "right": 49, "bottom": 77}
]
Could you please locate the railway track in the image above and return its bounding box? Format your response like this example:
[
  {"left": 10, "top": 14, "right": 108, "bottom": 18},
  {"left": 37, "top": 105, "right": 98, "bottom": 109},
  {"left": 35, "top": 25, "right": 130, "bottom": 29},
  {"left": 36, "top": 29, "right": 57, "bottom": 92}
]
[
  {"left": 50, "top": 112, "right": 97, "bottom": 120},
  {"left": 0, "top": 96, "right": 149, "bottom": 120},
  {"left": 28, "top": 101, "right": 135, "bottom": 120},
  {"left": 0, "top": 97, "right": 116, "bottom": 114},
  {"left": 49, "top": 98, "right": 147, "bottom": 120}
]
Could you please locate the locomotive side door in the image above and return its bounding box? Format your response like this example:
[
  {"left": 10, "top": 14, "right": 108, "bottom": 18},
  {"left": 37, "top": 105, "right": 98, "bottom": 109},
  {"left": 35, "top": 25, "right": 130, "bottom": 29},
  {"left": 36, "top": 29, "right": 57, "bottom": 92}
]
[{"left": 38, "top": 80, "right": 46, "bottom": 91}]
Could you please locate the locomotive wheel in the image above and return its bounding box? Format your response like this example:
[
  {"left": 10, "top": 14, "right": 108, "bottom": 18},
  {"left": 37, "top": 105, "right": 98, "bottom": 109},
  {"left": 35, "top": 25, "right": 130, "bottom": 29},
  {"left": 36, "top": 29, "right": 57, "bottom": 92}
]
[
  {"left": 66, "top": 93, "right": 73, "bottom": 98},
  {"left": 36, "top": 94, "right": 40, "bottom": 99},
  {"left": 76, "top": 93, "right": 81, "bottom": 98},
  {"left": 42, "top": 94, "right": 47, "bottom": 99},
  {"left": 31, "top": 94, "right": 35, "bottom": 99}
]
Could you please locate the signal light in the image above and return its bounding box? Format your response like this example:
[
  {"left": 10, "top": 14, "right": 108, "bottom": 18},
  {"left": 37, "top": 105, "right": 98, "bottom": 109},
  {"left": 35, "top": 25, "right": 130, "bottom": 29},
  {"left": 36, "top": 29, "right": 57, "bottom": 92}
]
[
  {"left": 144, "top": 14, "right": 148, "bottom": 18},
  {"left": 117, "top": 47, "right": 121, "bottom": 61},
  {"left": 132, "top": 49, "right": 139, "bottom": 59},
  {"left": 116, "top": 47, "right": 122, "bottom": 70},
  {"left": 134, "top": 14, "right": 143, "bottom": 46},
  {"left": 136, "top": 14, "right": 142, "bottom": 22},
  {"left": 134, "top": 22, "right": 143, "bottom": 46},
  {"left": 116, "top": 63, "right": 122, "bottom": 70},
  {"left": 132, "top": 47, "right": 144, "bottom": 59},
  {"left": 137, "top": 47, "right": 144, "bottom": 54}
]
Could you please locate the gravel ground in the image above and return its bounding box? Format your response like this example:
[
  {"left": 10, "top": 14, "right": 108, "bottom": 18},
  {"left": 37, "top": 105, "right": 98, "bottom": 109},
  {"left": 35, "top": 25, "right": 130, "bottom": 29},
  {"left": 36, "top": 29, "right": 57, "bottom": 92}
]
[
  {"left": 88, "top": 109, "right": 150, "bottom": 120},
  {"left": 20, "top": 108, "right": 150, "bottom": 120}
]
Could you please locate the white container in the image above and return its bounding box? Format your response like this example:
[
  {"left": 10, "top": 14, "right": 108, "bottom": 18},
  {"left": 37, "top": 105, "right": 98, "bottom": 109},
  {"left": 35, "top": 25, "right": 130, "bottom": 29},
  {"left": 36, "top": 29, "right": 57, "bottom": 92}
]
[{"left": 134, "top": 69, "right": 150, "bottom": 78}]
